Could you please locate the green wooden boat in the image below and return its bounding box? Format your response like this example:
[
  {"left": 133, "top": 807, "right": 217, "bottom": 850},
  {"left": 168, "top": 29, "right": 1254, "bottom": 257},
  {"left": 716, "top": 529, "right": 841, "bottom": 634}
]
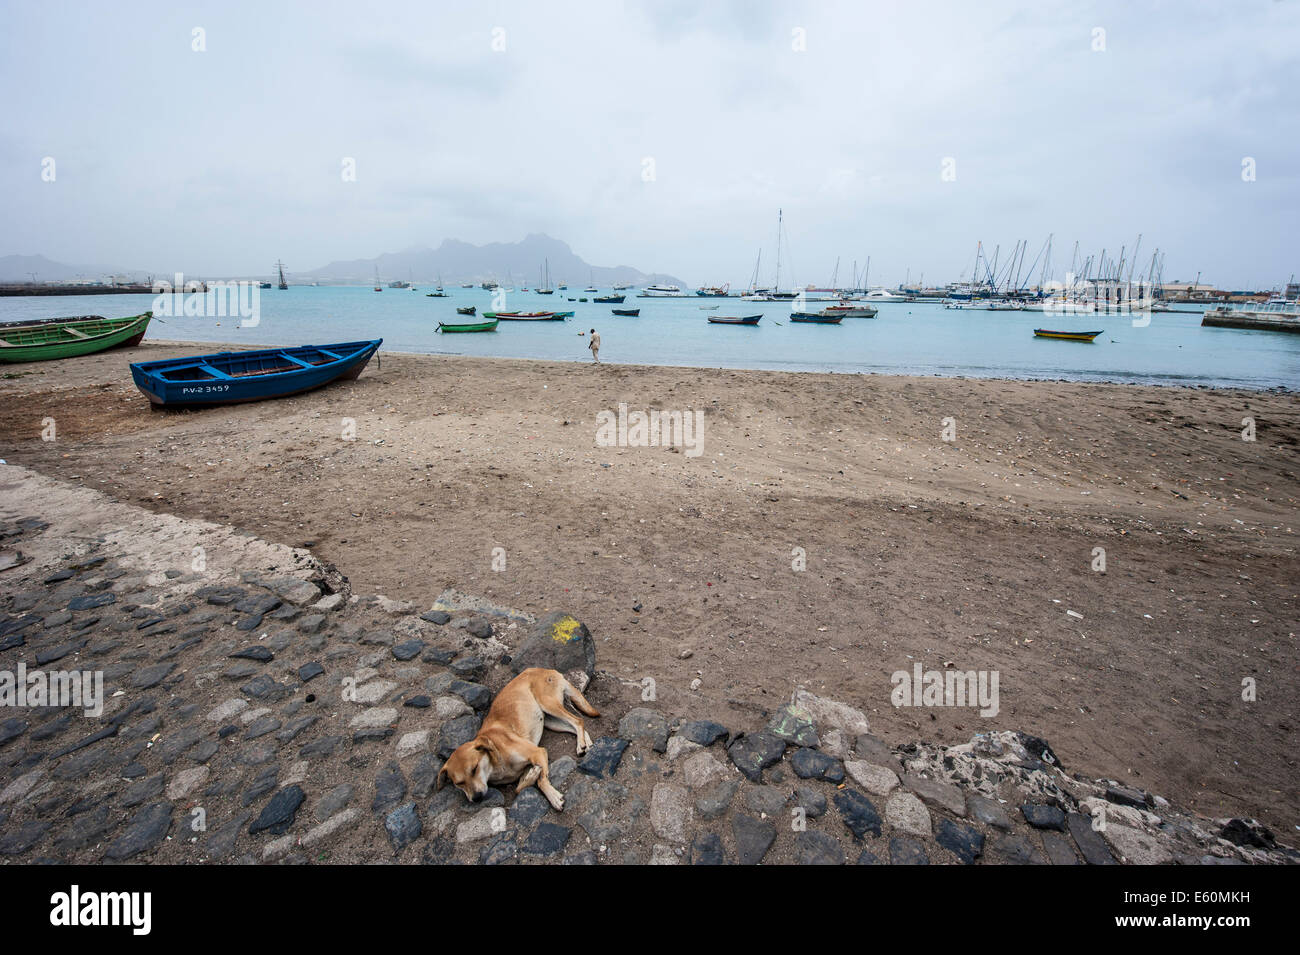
[
  {"left": 0, "top": 312, "right": 152, "bottom": 363},
  {"left": 437, "top": 317, "right": 499, "bottom": 333}
]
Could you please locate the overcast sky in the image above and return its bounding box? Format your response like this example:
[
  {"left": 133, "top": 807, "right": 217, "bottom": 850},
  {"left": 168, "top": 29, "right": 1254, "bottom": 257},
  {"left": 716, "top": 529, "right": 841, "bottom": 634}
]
[{"left": 2, "top": 0, "right": 1296, "bottom": 289}]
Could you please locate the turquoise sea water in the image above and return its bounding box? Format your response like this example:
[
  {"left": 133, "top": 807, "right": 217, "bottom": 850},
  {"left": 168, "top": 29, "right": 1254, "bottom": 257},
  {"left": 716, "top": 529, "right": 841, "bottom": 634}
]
[{"left": 3, "top": 287, "right": 1297, "bottom": 389}]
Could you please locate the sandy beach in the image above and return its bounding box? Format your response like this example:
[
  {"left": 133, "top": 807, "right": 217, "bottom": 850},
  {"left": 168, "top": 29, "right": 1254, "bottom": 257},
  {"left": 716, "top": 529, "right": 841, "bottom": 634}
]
[{"left": 1, "top": 340, "right": 1297, "bottom": 834}]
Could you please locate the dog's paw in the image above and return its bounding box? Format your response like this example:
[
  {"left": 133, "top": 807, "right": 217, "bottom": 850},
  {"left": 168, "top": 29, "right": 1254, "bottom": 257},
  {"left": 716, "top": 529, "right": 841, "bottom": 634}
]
[{"left": 547, "top": 792, "right": 565, "bottom": 811}]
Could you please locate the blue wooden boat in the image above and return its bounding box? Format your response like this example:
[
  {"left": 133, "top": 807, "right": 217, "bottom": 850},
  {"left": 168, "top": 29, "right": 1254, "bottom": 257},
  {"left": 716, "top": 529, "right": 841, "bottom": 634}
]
[
  {"left": 130, "top": 340, "right": 382, "bottom": 408},
  {"left": 707, "top": 314, "right": 761, "bottom": 325}
]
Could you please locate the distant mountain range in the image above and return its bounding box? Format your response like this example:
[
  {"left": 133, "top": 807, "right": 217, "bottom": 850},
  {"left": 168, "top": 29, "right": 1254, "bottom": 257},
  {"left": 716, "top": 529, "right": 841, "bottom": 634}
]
[
  {"left": 0, "top": 235, "right": 686, "bottom": 289},
  {"left": 303, "top": 234, "right": 686, "bottom": 288}
]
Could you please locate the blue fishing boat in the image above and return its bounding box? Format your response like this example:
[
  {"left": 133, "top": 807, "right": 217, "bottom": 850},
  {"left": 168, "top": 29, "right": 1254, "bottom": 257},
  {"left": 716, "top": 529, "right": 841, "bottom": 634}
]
[{"left": 130, "top": 340, "right": 382, "bottom": 408}]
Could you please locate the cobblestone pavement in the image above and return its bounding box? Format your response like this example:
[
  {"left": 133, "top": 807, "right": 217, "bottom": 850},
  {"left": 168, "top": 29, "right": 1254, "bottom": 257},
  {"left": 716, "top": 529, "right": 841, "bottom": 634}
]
[{"left": 0, "top": 465, "right": 1293, "bottom": 865}]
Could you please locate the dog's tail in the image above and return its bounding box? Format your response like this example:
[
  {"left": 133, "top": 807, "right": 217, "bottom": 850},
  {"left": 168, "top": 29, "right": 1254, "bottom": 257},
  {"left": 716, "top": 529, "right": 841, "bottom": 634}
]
[{"left": 564, "top": 680, "right": 600, "bottom": 718}]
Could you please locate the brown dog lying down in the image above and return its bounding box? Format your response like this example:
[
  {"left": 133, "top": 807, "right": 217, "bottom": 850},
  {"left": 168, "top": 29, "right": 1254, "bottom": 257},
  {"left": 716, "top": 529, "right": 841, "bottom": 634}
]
[{"left": 437, "top": 667, "right": 599, "bottom": 811}]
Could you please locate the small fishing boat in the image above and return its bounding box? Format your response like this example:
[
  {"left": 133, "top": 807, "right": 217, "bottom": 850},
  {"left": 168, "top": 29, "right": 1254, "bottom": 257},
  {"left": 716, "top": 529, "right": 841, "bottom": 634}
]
[
  {"left": 456, "top": 306, "right": 477, "bottom": 316},
  {"left": 551, "top": 311, "right": 575, "bottom": 319},
  {"left": 612, "top": 308, "right": 640, "bottom": 317},
  {"left": 699, "top": 305, "right": 720, "bottom": 310},
  {"left": 593, "top": 295, "right": 625, "bottom": 304},
  {"left": 0, "top": 312, "right": 152, "bottom": 363},
  {"left": 707, "top": 314, "right": 762, "bottom": 325},
  {"left": 1033, "top": 328, "right": 1103, "bottom": 342},
  {"left": 789, "top": 311, "right": 844, "bottom": 324},
  {"left": 823, "top": 304, "right": 878, "bottom": 318},
  {"left": 484, "top": 311, "right": 564, "bottom": 321},
  {"left": 438, "top": 318, "right": 498, "bottom": 333},
  {"left": 130, "top": 340, "right": 381, "bottom": 408}
]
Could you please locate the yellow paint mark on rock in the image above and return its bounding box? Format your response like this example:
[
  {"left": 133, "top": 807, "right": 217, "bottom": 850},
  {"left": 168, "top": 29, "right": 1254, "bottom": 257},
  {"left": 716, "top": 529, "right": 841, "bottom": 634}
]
[{"left": 551, "top": 615, "right": 581, "bottom": 644}]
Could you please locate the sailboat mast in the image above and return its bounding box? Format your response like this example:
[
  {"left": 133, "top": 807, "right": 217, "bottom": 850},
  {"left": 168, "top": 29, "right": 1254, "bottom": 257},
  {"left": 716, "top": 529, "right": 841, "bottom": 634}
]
[{"left": 774, "top": 209, "right": 783, "bottom": 293}]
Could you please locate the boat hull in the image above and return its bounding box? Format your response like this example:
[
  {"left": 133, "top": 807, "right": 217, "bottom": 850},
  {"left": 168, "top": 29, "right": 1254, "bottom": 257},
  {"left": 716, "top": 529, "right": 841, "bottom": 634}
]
[
  {"left": 611, "top": 309, "right": 640, "bottom": 316},
  {"left": 438, "top": 319, "right": 498, "bottom": 333},
  {"left": 789, "top": 313, "right": 844, "bottom": 324},
  {"left": 485, "top": 312, "right": 564, "bottom": 321},
  {"left": 130, "top": 340, "right": 382, "bottom": 407},
  {"left": 1033, "top": 329, "right": 1102, "bottom": 342},
  {"left": 708, "top": 315, "right": 762, "bottom": 325},
  {"left": 0, "top": 312, "right": 152, "bottom": 363}
]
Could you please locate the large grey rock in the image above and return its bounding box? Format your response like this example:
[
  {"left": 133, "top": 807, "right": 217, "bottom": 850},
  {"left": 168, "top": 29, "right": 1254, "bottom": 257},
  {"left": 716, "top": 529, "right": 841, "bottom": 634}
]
[
  {"left": 732, "top": 813, "right": 777, "bottom": 865},
  {"left": 650, "top": 783, "right": 692, "bottom": 842},
  {"left": 618, "top": 708, "right": 669, "bottom": 753},
  {"left": 903, "top": 774, "right": 966, "bottom": 817},
  {"left": 885, "top": 791, "right": 931, "bottom": 837},
  {"left": 509, "top": 612, "right": 596, "bottom": 681}
]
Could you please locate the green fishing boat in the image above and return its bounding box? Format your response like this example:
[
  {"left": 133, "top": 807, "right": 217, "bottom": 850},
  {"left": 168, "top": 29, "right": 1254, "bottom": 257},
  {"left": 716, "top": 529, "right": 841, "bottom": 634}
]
[
  {"left": 0, "top": 312, "right": 152, "bottom": 363},
  {"left": 437, "top": 317, "right": 499, "bottom": 333}
]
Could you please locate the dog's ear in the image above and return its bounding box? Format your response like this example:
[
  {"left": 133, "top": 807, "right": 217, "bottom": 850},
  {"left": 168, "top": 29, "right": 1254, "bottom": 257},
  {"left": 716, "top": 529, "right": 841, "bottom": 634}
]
[
  {"left": 435, "top": 765, "right": 448, "bottom": 791},
  {"left": 474, "top": 738, "right": 497, "bottom": 759}
]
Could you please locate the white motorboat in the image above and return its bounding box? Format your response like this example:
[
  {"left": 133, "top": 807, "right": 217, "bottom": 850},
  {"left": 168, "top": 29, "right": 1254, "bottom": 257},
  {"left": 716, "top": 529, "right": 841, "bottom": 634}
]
[{"left": 864, "top": 288, "right": 907, "bottom": 302}]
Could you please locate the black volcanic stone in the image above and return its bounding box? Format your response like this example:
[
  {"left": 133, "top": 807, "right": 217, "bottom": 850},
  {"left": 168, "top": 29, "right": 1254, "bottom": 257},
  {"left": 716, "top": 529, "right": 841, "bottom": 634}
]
[
  {"left": 889, "top": 836, "right": 930, "bottom": 865},
  {"left": 297, "top": 661, "right": 324, "bottom": 682},
  {"left": 0, "top": 819, "right": 50, "bottom": 855},
  {"left": 249, "top": 785, "right": 305, "bottom": 836},
  {"left": 372, "top": 762, "right": 407, "bottom": 813},
  {"left": 935, "top": 818, "right": 985, "bottom": 864},
  {"left": 833, "top": 789, "right": 882, "bottom": 840},
  {"left": 1021, "top": 804, "right": 1067, "bottom": 831},
  {"left": 727, "top": 732, "right": 786, "bottom": 782},
  {"left": 679, "top": 720, "right": 729, "bottom": 746},
  {"left": 691, "top": 832, "right": 726, "bottom": 865},
  {"left": 300, "top": 736, "right": 342, "bottom": 758},
  {"left": 104, "top": 802, "right": 172, "bottom": 860},
  {"left": 404, "top": 695, "right": 431, "bottom": 709},
  {"left": 450, "top": 656, "right": 487, "bottom": 681},
  {"left": 235, "top": 594, "right": 281, "bottom": 616},
  {"left": 796, "top": 830, "right": 844, "bottom": 865},
  {"left": 510, "top": 788, "right": 551, "bottom": 827},
  {"left": 449, "top": 680, "right": 491, "bottom": 710},
  {"left": 385, "top": 802, "right": 422, "bottom": 852},
  {"left": 436, "top": 715, "right": 481, "bottom": 758},
  {"left": 731, "top": 813, "right": 776, "bottom": 865},
  {"left": 790, "top": 747, "right": 845, "bottom": 782},
  {"left": 68, "top": 593, "right": 116, "bottom": 611},
  {"left": 1065, "top": 814, "right": 1116, "bottom": 864},
  {"left": 231, "top": 646, "right": 274, "bottom": 661},
  {"left": 420, "top": 610, "right": 451, "bottom": 625},
  {"left": 392, "top": 639, "right": 424, "bottom": 661},
  {"left": 522, "top": 822, "right": 570, "bottom": 857},
  {"left": 576, "top": 737, "right": 629, "bottom": 778}
]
